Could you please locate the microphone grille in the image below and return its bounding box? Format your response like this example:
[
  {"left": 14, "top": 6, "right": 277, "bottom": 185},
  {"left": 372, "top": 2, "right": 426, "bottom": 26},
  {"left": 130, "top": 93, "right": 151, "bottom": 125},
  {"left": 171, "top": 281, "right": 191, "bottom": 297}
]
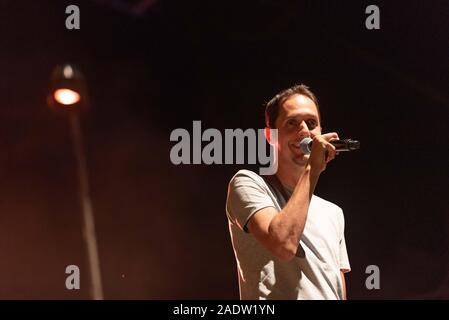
[{"left": 299, "top": 137, "right": 313, "bottom": 154}]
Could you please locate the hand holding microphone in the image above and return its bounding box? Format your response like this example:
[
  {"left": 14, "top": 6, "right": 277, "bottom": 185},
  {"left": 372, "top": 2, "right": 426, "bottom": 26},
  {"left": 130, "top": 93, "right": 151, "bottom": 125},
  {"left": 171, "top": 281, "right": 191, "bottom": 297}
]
[
  {"left": 300, "top": 137, "right": 360, "bottom": 155},
  {"left": 300, "top": 134, "right": 360, "bottom": 174}
]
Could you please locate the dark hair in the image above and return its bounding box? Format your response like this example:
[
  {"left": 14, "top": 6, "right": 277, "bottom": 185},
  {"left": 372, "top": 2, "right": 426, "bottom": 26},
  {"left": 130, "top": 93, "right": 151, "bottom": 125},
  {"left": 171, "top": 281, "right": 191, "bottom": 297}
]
[{"left": 265, "top": 84, "right": 320, "bottom": 128}]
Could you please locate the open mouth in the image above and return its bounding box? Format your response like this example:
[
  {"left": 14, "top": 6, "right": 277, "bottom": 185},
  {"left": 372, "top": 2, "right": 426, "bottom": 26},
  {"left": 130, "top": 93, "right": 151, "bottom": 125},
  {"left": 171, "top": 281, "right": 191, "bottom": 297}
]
[
  {"left": 290, "top": 142, "right": 303, "bottom": 155},
  {"left": 290, "top": 137, "right": 310, "bottom": 156}
]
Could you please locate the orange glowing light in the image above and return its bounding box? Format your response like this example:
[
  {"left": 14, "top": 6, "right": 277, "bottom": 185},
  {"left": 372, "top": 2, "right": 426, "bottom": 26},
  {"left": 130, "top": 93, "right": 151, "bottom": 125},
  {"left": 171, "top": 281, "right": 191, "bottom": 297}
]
[{"left": 53, "top": 88, "right": 81, "bottom": 106}]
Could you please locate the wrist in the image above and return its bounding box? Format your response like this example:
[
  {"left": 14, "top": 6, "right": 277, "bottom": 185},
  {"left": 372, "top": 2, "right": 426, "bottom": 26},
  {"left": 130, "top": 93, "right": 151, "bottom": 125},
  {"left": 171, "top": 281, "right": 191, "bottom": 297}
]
[{"left": 306, "top": 165, "right": 321, "bottom": 179}]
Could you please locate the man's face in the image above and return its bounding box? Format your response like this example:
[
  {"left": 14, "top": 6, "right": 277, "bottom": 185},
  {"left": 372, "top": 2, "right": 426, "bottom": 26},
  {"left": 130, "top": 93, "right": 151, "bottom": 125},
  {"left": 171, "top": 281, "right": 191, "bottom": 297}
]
[{"left": 274, "top": 94, "right": 322, "bottom": 168}]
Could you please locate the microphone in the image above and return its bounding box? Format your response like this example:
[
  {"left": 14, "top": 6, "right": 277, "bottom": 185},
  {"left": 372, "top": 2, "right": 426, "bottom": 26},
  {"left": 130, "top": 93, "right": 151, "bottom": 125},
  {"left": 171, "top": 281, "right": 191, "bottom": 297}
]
[{"left": 299, "top": 137, "right": 360, "bottom": 155}]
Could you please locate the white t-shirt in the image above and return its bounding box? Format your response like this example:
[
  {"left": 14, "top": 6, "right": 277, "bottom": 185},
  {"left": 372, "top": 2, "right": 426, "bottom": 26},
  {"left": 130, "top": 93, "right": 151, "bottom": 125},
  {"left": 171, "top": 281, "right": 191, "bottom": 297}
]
[{"left": 226, "top": 169, "right": 351, "bottom": 300}]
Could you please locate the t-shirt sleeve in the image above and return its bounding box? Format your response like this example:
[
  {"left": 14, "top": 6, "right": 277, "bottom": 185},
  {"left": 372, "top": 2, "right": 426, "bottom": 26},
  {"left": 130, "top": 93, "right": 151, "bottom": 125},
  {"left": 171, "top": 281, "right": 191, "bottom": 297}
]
[
  {"left": 226, "top": 170, "right": 276, "bottom": 233},
  {"left": 338, "top": 208, "right": 351, "bottom": 272}
]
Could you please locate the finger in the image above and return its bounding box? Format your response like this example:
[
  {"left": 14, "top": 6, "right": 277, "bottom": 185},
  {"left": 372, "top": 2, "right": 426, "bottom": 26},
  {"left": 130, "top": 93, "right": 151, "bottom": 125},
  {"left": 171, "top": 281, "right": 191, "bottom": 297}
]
[
  {"left": 326, "top": 144, "right": 336, "bottom": 163},
  {"left": 331, "top": 134, "right": 340, "bottom": 142},
  {"left": 321, "top": 132, "right": 339, "bottom": 142}
]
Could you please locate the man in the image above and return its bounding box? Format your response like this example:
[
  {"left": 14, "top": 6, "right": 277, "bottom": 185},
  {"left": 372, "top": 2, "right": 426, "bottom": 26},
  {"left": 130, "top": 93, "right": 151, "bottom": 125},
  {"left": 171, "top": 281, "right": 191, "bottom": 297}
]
[{"left": 225, "top": 84, "right": 350, "bottom": 300}]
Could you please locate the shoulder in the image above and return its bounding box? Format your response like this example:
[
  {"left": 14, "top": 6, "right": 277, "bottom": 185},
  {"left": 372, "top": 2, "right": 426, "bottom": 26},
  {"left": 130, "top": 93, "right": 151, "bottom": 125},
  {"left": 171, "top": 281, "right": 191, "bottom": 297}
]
[{"left": 228, "top": 169, "right": 267, "bottom": 188}]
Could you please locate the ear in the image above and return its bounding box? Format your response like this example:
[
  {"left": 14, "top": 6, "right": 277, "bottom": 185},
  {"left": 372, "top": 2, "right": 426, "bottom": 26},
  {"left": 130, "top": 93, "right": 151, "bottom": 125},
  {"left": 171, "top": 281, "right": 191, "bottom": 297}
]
[{"left": 264, "top": 127, "right": 272, "bottom": 144}]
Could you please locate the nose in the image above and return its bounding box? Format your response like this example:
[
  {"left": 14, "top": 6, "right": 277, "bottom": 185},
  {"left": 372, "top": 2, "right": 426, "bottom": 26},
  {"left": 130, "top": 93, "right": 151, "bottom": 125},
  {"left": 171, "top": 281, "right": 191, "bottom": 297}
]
[{"left": 297, "top": 120, "right": 311, "bottom": 137}]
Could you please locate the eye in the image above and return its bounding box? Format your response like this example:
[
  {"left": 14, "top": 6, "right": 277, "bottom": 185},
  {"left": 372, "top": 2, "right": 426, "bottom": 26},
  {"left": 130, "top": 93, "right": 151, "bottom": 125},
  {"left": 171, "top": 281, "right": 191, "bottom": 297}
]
[
  {"left": 306, "top": 119, "right": 317, "bottom": 129},
  {"left": 286, "top": 119, "right": 297, "bottom": 127}
]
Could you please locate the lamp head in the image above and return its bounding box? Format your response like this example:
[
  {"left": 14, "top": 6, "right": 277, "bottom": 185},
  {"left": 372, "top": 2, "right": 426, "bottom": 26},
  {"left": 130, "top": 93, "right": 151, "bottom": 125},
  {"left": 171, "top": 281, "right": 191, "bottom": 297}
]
[{"left": 48, "top": 64, "right": 88, "bottom": 113}]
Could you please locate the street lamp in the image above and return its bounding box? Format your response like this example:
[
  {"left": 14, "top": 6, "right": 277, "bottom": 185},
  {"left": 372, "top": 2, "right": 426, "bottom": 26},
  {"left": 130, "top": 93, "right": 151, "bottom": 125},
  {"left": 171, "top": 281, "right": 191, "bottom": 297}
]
[{"left": 48, "top": 64, "right": 104, "bottom": 300}]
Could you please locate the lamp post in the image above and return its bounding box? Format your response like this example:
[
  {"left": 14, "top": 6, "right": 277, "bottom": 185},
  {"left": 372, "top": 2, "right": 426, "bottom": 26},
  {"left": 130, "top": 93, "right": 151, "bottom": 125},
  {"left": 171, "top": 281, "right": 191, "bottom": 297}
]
[{"left": 48, "top": 64, "right": 104, "bottom": 300}]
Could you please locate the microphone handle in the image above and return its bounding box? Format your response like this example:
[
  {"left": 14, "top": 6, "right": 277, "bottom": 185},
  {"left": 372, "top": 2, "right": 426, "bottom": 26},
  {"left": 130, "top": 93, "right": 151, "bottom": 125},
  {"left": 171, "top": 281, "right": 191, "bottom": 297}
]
[
  {"left": 301, "top": 138, "right": 360, "bottom": 154},
  {"left": 331, "top": 139, "right": 352, "bottom": 152},
  {"left": 330, "top": 139, "right": 360, "bottom": 151}
]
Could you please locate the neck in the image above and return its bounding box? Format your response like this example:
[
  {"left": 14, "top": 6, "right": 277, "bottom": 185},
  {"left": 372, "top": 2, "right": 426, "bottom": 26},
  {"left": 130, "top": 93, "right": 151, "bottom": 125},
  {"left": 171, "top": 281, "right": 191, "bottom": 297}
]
[{"left": 275, "top": 164, "right": 307, "bottom": 192}]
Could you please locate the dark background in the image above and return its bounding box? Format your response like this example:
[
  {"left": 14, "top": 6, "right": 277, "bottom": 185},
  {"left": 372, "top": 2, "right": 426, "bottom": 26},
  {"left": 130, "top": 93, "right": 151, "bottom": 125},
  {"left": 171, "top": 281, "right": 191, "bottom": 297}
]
[{"left": 0, "top": 0, "right": 448, "bottom": 299}]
